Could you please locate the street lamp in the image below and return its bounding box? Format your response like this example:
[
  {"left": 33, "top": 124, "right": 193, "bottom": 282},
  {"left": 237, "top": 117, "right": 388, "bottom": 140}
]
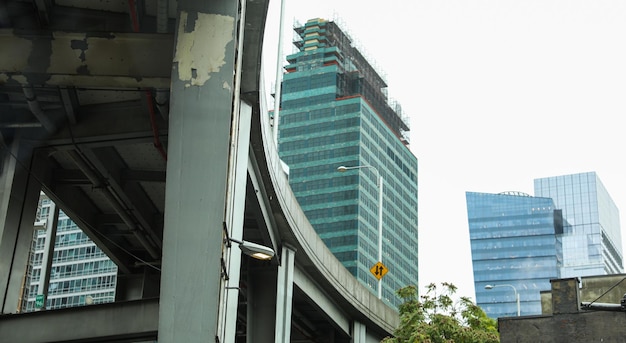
[
  {"left": 223, "top": 222, "right": 275, "bottom": 261},
  {"left": 485, "top": 284, "right": 520, "bottom": 316},
  {"left": 337, "top": 164, "right": 383, "bottom": 299},
  {"left": 227, "top": 237, "right": 275, "bottom": 260}
]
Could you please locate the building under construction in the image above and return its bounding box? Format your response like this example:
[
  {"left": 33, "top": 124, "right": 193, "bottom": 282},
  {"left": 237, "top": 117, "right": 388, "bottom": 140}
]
[
  {"left": 277, "top": 18, "right": 419, "bottom": 308},
  {"left": 284, "top": 18, "right": 410, "bottom": 145}
]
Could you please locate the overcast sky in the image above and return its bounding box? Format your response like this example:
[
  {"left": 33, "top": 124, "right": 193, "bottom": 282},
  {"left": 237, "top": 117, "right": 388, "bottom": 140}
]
[{"left": 263, "top": 0, "right": 626, "bottom": 301}]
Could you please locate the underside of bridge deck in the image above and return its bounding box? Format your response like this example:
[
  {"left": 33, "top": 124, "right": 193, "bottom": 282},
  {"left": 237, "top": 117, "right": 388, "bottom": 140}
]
[{"left": 0, "top": 1, "right": 397, "bottom": 342}]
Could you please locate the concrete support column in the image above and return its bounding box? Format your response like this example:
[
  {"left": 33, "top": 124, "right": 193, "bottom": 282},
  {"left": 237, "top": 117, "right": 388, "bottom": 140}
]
[
  {"left": 247, "top": 261, "right": 278, "bottom": 342},
  {"left": 219, "top": 101, "right": 253, "bottom": 343},
  {"left": 275, "top": 245, "right": 296, "bottom": 343},
  {"left": 352, "top": 321, "right": 366, "bottom": 343},
  {"left": 0, "top": 139, "right": 41, "bottom": 314},
  {"left": 247, "top": 246, "right": 295, "bottom": 343},
  {"left": 158, "top": 0, "right": 240, "bottom": 341}
]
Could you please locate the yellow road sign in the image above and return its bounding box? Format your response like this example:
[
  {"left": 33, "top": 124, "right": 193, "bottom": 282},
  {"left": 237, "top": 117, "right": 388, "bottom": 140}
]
[{"left": 370, "top": 261, "right": 388, "bottom": 280}]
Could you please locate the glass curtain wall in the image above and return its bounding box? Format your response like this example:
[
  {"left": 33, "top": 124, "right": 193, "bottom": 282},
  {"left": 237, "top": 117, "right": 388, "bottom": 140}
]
[
  {"left": 467, "top": 191, "right": 561, "bottom": 318},
  {"left": 534, "top": 172, "right": 624, "bottom": 276},
  {"left": 21, "top": 193, "right": 117, "bottom": 312}
]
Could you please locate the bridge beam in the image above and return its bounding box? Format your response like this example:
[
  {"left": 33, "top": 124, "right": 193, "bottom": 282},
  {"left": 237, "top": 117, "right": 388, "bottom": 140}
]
[
  {"left": 0, "top": 29, "right": 173, "bottom": 89},
  {"left": 0, "top": 298, "right": 159, "bottom": 342},
  {"left": 294, "top": 266, "right": 350, "bottom": 336}
]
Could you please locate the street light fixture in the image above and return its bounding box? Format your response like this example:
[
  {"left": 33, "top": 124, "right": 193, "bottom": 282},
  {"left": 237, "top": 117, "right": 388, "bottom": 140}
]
[
  {"left": 485, "top": 284, "right": 520, "bottom": 316},
  {"left": 227, "top": 237, "right": 275, "bottom": 260},
  {"left": 337, "top": 164, "right": 383, "bottom": 299},
  {"left": 223, "top": 222, "right": 275, "bottom": 261}
]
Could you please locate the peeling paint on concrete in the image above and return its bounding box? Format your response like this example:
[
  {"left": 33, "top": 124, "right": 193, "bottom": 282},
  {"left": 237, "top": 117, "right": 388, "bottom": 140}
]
[
  {"left": 0, "top": 32, "right": 32, "bottom": 72},
  {"left": 2, "top": 30, "right": 173, "bottom": 88},
  {"left": 173, "top": 11, "right": 234, "bottom": 87},
  {"left": 49, "top": 32, "right": 87, "bottom": 74},
  {"left": 70, "top": 38, "right": 89, "bottom": 62},
  {"left": 83, "top": 33, "right": 134, "bottom": 76},
  {"left": 9, "top": 74, "right": 28, "bottom": 85},
  {"left": 222, "top": 81, "right": 231, "bottom": 91}
]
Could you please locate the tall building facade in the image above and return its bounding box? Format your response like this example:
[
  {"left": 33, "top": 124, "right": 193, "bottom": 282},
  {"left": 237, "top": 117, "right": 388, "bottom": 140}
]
[
  {"left": 277, "top": 18, "right": 418, "bottom": 307},
  {"left": 468, "top": 172, "right": 623, "bottom": 319},
  {"left": 534, "top": 171, "right": 623, "bottom": 277},
  {"left": 20, "top": 193, "right": 117, "bottom": 312},
  {"left": 467, "top": 191, "right": 563, "bottom": 318}
]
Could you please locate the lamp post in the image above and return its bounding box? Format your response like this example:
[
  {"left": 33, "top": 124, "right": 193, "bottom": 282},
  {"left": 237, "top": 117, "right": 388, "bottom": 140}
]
[
  {"left": 337, "top": 165, "right": 383, "bottom": 299},
  {"left": 485, "top": 284, "right": 520, "bottom": 316},
  {"left": 227, "top": 237, "right": 275, "bottom": 261}
]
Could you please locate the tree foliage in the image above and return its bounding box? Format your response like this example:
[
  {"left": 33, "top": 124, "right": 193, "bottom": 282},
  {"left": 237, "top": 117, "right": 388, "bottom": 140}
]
[{"left": 382, "top": 282, "right": 499, "bottom": 343}]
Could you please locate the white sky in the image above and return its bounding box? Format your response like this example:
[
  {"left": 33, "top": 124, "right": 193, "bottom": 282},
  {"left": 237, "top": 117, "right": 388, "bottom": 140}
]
[{"left": 262, "top": 0, "right": 626, "bottom": 301}]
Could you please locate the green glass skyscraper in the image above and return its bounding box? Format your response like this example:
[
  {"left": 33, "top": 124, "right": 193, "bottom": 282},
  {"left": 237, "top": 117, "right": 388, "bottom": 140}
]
[{"left": 276, "top": 18, "right": 418, "bottom": 307}]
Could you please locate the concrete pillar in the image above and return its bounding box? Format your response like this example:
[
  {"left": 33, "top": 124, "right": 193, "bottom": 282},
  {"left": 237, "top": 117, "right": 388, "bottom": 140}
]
[
  {"left": 157, "top": 0, "right": 240, "bottom": 341},
  {"left": 352, "top": 321, "right": 366, "bottom": 343},
  {"left": 219, "top": 101, "right": 253, "bottom": 343},
  {"left": 246, "top": 246, "right": 296, "bottom": 343},
  {"left": 247, "top": 261, "right": 278, "bottom": 342},
  {"left": 275, "top": 245, "right": 296, "bottom": 343},
  {"left": 0, "top": 139, "right": 41, "bottom": 314}
]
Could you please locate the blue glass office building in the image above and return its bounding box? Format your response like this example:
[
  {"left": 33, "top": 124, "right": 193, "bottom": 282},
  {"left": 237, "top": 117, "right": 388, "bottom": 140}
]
[
  {"left": 534, "top": 172, "right": 623, "bottom": 277},
  {"left": 468, "top": 172, "right": 624, "bottom": 319},
  {"left": 277, "top": 18, "right": 418, "bottom": 307},
  {"left": 467, "top": 191, "right": 563, "bottom": 318}
]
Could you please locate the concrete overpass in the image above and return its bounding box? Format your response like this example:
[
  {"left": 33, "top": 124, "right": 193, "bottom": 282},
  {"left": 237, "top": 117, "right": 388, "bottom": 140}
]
[{"left": 0, "top": 0, "right": 399, "bottom": 342}]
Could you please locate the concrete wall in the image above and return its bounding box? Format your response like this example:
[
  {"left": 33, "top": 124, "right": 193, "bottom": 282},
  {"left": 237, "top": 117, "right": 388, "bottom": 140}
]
[
  {"left": 499, "top": 311, "right": 626, "bottom": 343},
  {"left": 541, "top": 274, "right": 626, "bottom": 315},
  {"left": 501, "top": 276, "right": 626, "bottom": 343}
]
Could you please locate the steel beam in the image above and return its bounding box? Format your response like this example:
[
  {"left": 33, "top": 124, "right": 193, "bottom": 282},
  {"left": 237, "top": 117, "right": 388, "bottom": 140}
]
[
  {"left": 76, "top": 146, "right": 163, "bottom": 249},
  {"left": 20, "top": 98, "right": 167, "bottom": 148},
  {"left": 32, "top": 148, "right": 135, "bottom": 275}
]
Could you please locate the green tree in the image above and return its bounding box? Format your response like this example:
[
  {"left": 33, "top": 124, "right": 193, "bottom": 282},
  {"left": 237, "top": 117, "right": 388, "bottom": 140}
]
[{"left": 382, "top": 282, "right": 499, "bottom": 343}]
